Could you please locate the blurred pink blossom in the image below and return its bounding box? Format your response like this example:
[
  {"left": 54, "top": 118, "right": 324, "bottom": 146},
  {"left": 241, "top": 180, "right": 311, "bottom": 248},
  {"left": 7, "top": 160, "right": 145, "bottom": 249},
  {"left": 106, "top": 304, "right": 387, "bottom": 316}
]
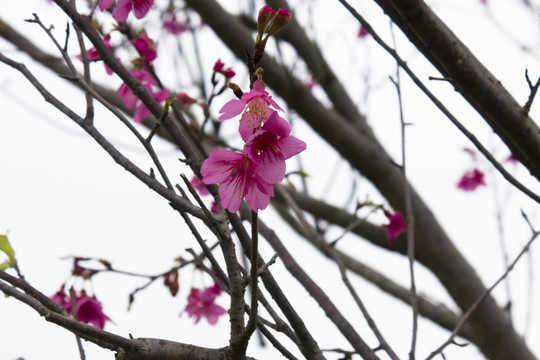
[
  {"left": 116, "top": 68, "right": 169, "bottom": 122},
  {"left": 163, "top": 14, "right": 190, "bottom": 34},
  {"left": 50, "top": 288, "right": 112, "bottom": 329},
  {"left": 213, "top": 59, "right": 235, "bottom": 78},
  {"left": 112, "top": 0, "right": 154, "bottom": 22},
  {"left": 132, "top": 30, "right": 157, "bottom": 64},
  {"left": 383, "top": 211, "right": 406, "bottom": 245},
  {"left": 76, "top": 34, "right": 115, "bottom": 75},
  {"left": 184, "top": 284, "right": 227, "bottom": 325},
  {"left": 457, "top": 168, "right": 486, "bottom": 191}
]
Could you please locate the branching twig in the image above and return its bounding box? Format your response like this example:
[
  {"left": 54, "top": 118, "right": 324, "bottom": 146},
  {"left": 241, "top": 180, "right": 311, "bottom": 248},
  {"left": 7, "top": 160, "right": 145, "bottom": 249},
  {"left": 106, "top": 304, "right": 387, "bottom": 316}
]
[
  {"left": 389, "top": 26, "right": 418, "bottom": 357},
  {"left": 522, "top": 69, "right": 540, "bottom": 114},
  {"left": 425, "top": 217, "right": 539, "bottom": 360},
  {"left": 276, "top": 187, "right": 398, "bottom": 360}
]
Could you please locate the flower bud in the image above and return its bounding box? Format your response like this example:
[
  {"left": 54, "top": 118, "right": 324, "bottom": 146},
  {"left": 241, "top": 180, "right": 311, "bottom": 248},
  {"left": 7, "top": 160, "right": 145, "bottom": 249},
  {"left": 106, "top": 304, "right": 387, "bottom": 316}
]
[
  {"left": 257, "top": 5, "right": 275, "bottom": 38},
  {"left": 267, "top": 8, "right": 291, "bottom": 36}
]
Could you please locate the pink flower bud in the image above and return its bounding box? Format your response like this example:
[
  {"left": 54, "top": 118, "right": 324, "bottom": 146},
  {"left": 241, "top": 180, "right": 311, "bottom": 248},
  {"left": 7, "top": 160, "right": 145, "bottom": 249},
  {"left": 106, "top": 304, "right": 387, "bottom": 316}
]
[
  {"left": 257, "top": 5, "right": 275, "bottom": 36},
  {"left": 177, "top": 92, "right": 197, "bottom": 107},
  {"left": 267, "top": 8, "right": 291, "bottom": 36}
]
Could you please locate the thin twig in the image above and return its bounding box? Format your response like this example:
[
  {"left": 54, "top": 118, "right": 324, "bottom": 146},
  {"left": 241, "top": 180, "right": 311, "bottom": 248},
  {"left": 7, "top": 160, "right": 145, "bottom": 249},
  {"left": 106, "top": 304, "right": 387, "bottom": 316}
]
[
  {"left": 388, "top": 23, "right": 418, "bottom": 358},
  {"left": 275, "top": 187, "right": 395, "bottom": 360},
  {"left": 425, "top": 219, "right": 539, "bottom": 359},
  {"left": 523, "top": 69, "right": 540, "bottom": 114}
]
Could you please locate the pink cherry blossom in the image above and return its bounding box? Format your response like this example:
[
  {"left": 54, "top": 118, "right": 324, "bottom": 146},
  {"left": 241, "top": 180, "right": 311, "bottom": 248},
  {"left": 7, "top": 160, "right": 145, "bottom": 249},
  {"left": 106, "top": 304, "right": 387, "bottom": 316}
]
[
  {"left": 51, "top": 287, "right": 72, "bottom": 313},
  {"left": 213, "top": 59, "right": 235, "bottom": 78},
  {"left": 163, "top": 14, "right": 190, "bottom": 35},
  {"left": 383, "top": 211, "right": 406, "bottom": 245},
  {"left": 116, "top": 69, "right": 170, "bottom": 122},
  {"left": 51, "top": 288, "right": 112, "bottom": 329},
  {"left": 218, "top": 80, "right": 283, "bottom": 141},
  {"left": 76, "top": 34, "right": 115, "bottom": 75},
  {"left": 75, "top": 292, "right": 112, "bottom": 329},
  {"left": 132, "top": 30, "right": 157, "bottom": 64},
  {"left": 457, "top": 168, "right": 486, "bottom": 191},
  {"left": 112, "top": 0, "right": 154, "bottom": 22},
  {"left": 200, "top": 148, "right": 274, "bottom": 213},
  {"left": 244, "top": 111, "right": 306, "bottom": 183},
  {"left": 184, "top": 284, "right": 227, "bottom": 325}
]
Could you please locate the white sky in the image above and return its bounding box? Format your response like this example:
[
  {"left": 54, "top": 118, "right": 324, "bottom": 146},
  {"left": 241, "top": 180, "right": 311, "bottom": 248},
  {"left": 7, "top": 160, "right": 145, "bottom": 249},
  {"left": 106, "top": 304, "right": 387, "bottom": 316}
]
[{"left": 1, "top": 0, "right": 539, "bottom": 359}]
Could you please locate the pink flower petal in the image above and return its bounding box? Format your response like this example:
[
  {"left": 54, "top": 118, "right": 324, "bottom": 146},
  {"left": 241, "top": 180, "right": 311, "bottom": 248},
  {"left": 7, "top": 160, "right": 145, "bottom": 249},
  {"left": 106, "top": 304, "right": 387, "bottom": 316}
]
[
  {"left": 218, "top": 99, "right": 246, "bottom": 121},
  {"left": 99, "top": 0, "right": 114, "bottom": 11},
  {"left": 112, "top": 0, "right": 132, "bottom": 22},
  {"left": 277, "top": 135, "right": 306, "bottom": 160},
  {"left": 132, "top": 0, "right": 154, "bottom": 19},
  {"left": 262, "top": 111, "right": 290, "bottom": 137}
]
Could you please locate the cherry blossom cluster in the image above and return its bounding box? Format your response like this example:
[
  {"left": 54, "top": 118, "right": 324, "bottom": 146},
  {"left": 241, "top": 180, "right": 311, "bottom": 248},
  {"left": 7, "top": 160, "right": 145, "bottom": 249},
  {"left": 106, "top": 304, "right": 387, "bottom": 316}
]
[{"left": 200, "top": 77, "right": 306, "bottom": 213}]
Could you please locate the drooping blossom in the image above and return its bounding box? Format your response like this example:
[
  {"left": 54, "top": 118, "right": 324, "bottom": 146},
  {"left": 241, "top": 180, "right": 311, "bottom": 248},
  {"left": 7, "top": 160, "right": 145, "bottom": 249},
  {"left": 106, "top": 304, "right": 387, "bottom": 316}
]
[
  {"left": 244, "top": 111, "right": 306, "bottom": 183},
  {"left": 457, "top": 168, "right": 486, "bottom": 191},
  {"left": 358, "top": 25, "right": 370, "bottom": 38},
  {"left": 51, "top": 287, "right": 72, "bottom": 313},
  {"left": 213, "top": 59, "right": 235, "bottom": 79},
  {"left": 383, "top": 211, "right": 406, "bottom": 245},
  {"left": 163, "top": 270, "right": 179, "bottom": 297},
  {"left": 163, "top": 14, "right": 190, "bottom": 35},
  {"left": 76, "top": 34, "right": 115, "bottom": 75},
  {"left": 132, "top": 30, "right": 157, "bottom": 65},
  {"left": 116, "top": 68, "right": 170, "bottom": 122},
  {"left": 218, "top": 80, "right": 284, "bottom": 141},
  {"left": 112, "top": 0, "right": 154, "bottom": 22},
  {"left": 50, "top": 288, "right": 112, "bottom": 329},
  {"left": 184, "top": 284, "right": 227, "bottom": 325},
  {"left": 75, "top": 292, "right": 112, "bottom": 329},
  {"left": 200, "top": 149, "right": 274, "bottom": 213}
]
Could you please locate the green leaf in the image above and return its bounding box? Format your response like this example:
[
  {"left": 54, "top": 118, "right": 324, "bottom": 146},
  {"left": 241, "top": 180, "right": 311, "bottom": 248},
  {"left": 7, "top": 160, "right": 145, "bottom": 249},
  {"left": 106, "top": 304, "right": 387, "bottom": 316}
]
[{"left": 0, "top": 234, "right": 16, "bottom": 269}]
